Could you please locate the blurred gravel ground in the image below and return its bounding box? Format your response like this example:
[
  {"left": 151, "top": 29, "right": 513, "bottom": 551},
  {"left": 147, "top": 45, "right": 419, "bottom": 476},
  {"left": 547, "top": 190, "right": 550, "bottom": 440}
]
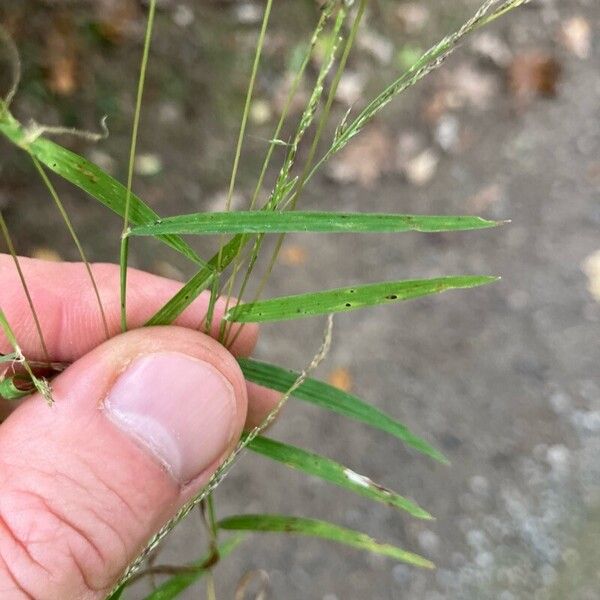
[{"left": 1, "top": 1, "right": 599, "bottom": 598}]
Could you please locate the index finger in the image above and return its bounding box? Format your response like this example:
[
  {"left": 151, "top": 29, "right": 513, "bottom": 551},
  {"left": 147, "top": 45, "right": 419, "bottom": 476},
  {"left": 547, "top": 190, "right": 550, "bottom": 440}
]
[{"left": 0, "top": 254, "right": 258, "bottom": 363}]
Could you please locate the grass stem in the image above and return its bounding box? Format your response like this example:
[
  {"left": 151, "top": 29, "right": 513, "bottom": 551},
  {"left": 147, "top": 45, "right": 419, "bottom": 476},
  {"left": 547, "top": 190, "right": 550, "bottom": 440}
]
[{"left": 119, "top": 0, "right": 157, "bottom": 332}]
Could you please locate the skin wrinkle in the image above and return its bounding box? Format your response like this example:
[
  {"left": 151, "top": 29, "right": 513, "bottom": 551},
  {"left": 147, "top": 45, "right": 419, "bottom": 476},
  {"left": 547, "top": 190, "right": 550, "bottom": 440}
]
[
  {"left": 0, "top": 502, "right": 52, "bottom": 576},
  {"left": 60, "top": 455, "right": 142, "bottom": 573},
  {"left": 64, "top": 538, "right": 100, "bottom": 599},
  {"left": 89, "top": 468, "right": 143, "bottom": 535},
  {"left": 1, "top": 434, "right": 142, "bottom": 537},
  {"left": 35, "top": 495, "right": 105, "bottom": 595},
  {"left": 0, "top": 457, "right": 133, "bottom": 595},
  {"left": 82, "top": 504, "right": 128, "bottom": 577},
  {"left": 0, "top": 509, "right": 46, "bottom": 599},
  {"left": 0, "top": 552, "right": 34, "bottom": 600},
  {"left": 0, "top": 554, "right": 34, "bottom": 600},
  {"left": 0, "top": 259, "right": 280, "bottom": 597},
  {"left": 1, "top": 488, "right": 106, "bottom": 598}
]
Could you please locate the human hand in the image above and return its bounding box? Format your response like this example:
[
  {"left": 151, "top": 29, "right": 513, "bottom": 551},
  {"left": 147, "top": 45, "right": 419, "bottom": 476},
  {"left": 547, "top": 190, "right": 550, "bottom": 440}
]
[{"left": 0, "top": 255, "right": 279, "bottom": 599}]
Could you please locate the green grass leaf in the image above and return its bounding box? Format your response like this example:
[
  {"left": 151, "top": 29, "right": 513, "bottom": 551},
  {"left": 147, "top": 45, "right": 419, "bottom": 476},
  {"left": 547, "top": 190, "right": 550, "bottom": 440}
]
[
  {"left": 226, "top": 275, "right": 498, "bottom": 323},
  {"left": 0, "top": 353, "right": 19, "bottom": 364},
  {"left": 248, "top": 436, "right": 432, "bottom": 519},
  {"left": 0, "top": 307, "right": 52, "bottom": 404},
  {"left": 105, "top": 585, "right": 125, "bottom": 600},
  {"left": 128, "top": 211, "right": 501, "bottom": 236},
  {"left": 218, "top": 514, "right": 433, "bottom": 568},
  {"left": 0, "top": 116, "right": 202, "bottom": 265},
  {"left": 141, "top": 536, "right": 244, "bottom": 600},
  {"left": 144, "top": 234, "right": 244, "bottom": 326},
  {"left": 0, "top": 376, "right": 31, "bottom": 400},
  {"left": 238, "top": 358, "right": 446, "bottom": 463}
]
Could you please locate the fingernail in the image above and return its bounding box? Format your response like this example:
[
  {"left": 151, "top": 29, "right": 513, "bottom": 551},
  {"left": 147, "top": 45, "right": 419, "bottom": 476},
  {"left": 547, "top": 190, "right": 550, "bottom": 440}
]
[{"left": 104, "top": 352, "right": 236, "bottom": 484}]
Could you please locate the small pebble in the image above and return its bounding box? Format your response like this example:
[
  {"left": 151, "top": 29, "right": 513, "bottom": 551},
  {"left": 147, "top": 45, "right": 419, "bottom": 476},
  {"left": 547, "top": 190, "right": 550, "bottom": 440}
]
[
  {"left": 404, "top": 149, "right": 439, "bottom": 186},
  {"left": 571, "top": 410, "right": 600, "bottom": 432},
  {"left": 435, "top": 114, "right": 460, "bottom": 152},
  {"left": 476, "top": 551, "right": 494, "bottom": 569},
  {"left": 134, "top": 153, "right": 162, "bottom": 177},
  {"left": 335, "top": 71, "right": 366, "bottom": 105},
  {"left": 545, "top": 444, "right": 570, "bottom": 474},
  {"left": 469, "top": 475, "right": 490, "bottom": 497},
  {"left": 235, "top": 2, "right": 263, "bottom": 25},
  {"left": 172, "top": 4, "right": 194, "bottom": 28},
  {"left": 549, "top": 391, "right": 572, "bottom": 415},
  {"left": 250, "top": 99, "right": 272, "bottom": 125},
  {"left": 158, "top": 101, "right": 181, "bottom": 124},
  {"left": 418, "top": 529, "right": 440, "bottom": 556}
]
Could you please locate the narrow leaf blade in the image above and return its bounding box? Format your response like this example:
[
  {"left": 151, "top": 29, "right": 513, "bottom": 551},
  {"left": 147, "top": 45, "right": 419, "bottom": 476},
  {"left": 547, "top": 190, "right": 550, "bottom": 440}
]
[
  {"left": 227, "top": 276, "right": 498, "bottom": 323},
  {"left": 238, "top": 358, "right": 447, "bottom": 463},
  {"left": 0, "top": 376, "right": 32, "bottom": 400},
  {"left": 144, "top": 234, "right": 245, "bottom": 326},
  {"left": 129, "top": 211, "right": 501, "bottom": 236},
  {"left": 0, "top": 117, "right": 202, "bottom": 265},
  {"left": 218, "top": 514, "right": 433, "bottom": 568},
  {"left": 248, "top": 436, "right": 432, "bottom": 519}
]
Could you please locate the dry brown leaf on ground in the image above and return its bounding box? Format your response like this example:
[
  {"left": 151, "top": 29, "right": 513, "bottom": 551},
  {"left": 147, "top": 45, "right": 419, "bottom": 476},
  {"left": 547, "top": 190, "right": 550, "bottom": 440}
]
[
  {"left": 395, "top": 3, "right": 430, "bottom": 34},
  {"left": 94, "top": 0, "right": 141, "bottom": 44},
  {"left": 507, "top": 51, "right": 562, "bottom": 104},
  {"left": 44, "top": 11, "right": 79, "bottom": 96},
  {"left": 423, "top": 64, "right": 499, "bottom": 124},
  {"left": 586, "top": 162, "right": 600, "bottom": 184},
  {"left": 31, "top": 247, "right": 62, "bottom": 262},
  {"left": 280, "top": 244, "right": 308, "bottom": 266},
  {"left": 467, "top": 183, "right": 504, "bottom": 212},
  {"left": 327, "top": 125, "right": 393, "bottom": 188},
  {"left": 558, "top": 16, "right": 592, "bottom": 60},
  {"left": 327, "top": 367, "right": 353, "bottom": 392}
]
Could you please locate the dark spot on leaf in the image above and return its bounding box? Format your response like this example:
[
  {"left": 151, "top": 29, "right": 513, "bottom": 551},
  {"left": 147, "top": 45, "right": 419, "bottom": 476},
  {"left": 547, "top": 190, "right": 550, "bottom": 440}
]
[
  {"left": 386, "top": 294, "right": 398, "bottom": 300},
  {"left": 345, "top": 303, "right": 352, "bottom": 307}
]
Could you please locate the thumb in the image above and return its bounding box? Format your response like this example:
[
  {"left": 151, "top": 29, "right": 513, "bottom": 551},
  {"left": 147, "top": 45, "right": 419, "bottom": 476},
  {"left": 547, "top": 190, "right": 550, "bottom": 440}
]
[{"left": 0, "top": 326, "right": 247, "bottom": 599}]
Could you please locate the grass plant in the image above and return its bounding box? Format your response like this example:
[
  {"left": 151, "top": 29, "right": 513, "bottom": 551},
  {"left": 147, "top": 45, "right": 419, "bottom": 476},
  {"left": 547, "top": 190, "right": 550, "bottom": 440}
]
[{"left": 0, "top": 1, "right": 529, "bottom": 597}]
